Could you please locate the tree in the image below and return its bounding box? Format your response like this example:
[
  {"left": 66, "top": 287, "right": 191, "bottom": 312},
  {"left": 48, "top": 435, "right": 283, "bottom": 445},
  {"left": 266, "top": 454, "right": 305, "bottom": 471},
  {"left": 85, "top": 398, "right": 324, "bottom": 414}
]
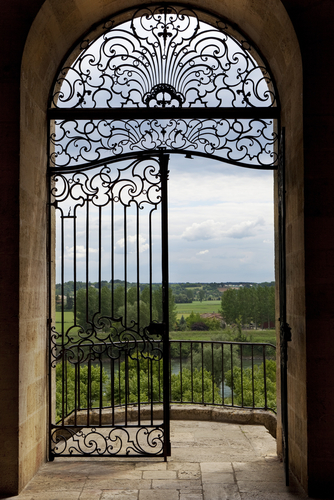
[
  {"left": 220, "top": 285, "right": 275, "bottom": 328},
  {"left": 56, "top": 362, "right": 108, "bottom": 421},
  {"left": 225, "top": 360, "right": 276, "bottom": 411},
  {"left": 66, "top": 293, "right": 73, "bottom": 310},
  {"left": 192, "top": 343, "right": 240, "bottom": 386},
  {"left": 220, "top": 289, "right": 238, "bottom": 324},
  {"left": 127, "top": 286, "right": 138, "bottom": 306},
  {"left": 152, "top": 286, "right": 177, "bottom": 331},
  {"left": 171, "top": 368, "right": 222, "bottom": 404},
  {"left": 178, "top": 315, "right": 187, "bottom": 331},
  {"left": 191, "top": 322, "right": 209, "bottom": 331},
  {"left": 76, "top": 287, "right": 98, "bottom": 329},
  {"left": 198, "top": 289, "right": 205, "bottom": 302},
  {"left": 186, "top": 312, "right": 202, "bottom": 330}
]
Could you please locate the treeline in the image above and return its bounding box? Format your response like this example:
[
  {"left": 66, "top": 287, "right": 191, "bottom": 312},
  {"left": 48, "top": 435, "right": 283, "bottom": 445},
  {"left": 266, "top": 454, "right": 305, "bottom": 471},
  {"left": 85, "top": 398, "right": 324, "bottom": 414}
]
[
  {"left": 55, "top": 280, "right": 161, "bottom": 297},
  {"left": 65, "top": 285, "right": 177, "bottom": 332},
  {"left": 220, "top": 285, "right": 275, "bottom": 328}
]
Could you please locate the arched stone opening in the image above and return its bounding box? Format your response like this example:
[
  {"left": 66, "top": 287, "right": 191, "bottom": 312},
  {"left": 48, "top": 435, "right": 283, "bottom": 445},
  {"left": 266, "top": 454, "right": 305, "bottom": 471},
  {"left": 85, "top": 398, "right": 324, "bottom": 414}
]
[{"left": 6, "top": 0, "right": 303, "bottom": 495}]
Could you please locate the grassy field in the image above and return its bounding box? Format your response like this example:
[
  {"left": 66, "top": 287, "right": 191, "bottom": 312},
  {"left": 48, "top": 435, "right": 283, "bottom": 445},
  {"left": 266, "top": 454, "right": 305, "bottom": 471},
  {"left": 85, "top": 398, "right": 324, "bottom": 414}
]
[
  {"left": 55, "top": 311, "right": 76, "bottom": 334},
  {"left": 55, "top": 310, "right": 276, "bottom": 346},
  {"left": 175, "top": 300, "right": 221, "bottom": 319},
  {"left": 170, "top": 329, "right": 276, "bottom": 345},
  {"left": 56, "top": 300, "right": 220, "bottom": 327}
]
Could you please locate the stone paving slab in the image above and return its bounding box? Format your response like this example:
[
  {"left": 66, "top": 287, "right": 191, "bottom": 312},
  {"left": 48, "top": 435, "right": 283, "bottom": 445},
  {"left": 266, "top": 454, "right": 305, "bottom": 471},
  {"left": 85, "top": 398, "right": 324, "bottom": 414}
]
[{"left": 2, "top": 420, "right": 322, "bottom": 500}]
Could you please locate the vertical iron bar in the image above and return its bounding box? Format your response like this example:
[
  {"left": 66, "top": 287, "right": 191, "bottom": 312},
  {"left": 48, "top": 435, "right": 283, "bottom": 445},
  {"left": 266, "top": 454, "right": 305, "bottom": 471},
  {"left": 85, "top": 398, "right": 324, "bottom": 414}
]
[
  {"left": 150, "top": 358, "right": 153, "bottom": 425},
  {"left": 98, "top": 206, "right": 102, "bottom": 313},
  {"left": 191, "top": 342, "right": 194, "bottom": 403},
  {"left": 61, "top": 352, "right": 65, "bottom": 426},
  {"left": 221, "top": 343, "right": 224, "bottom": 404},
  {"left": 160, "top": 153, "right": 170, "bottom": 457},
  {"left": 240, "top": 344, "right": 244, "bottom": 407},
  {"left": 125, "top": 352, "right": 128, "bottom": 426},
  {"left": 201, "top": 342, "right": 204, "bottom": 404},
  {"left": 180, "top": 342, "right": 183, "bottom": 403},
  {"left": 211, "top": 343, "right": 214, "bottom": 404},
  {"left": 47, "top": 169, "right": 54, "bottom": 459},
  {"left": 136, "top": 204, "right": 140, "bottom": 330},
  {"left": 137, "top": 348, "right": 141, "bottom": 425},
  {"left": 87, "top": 360, "right": 91, "bottom": 426},
  {"left": 78, "top": 358, "right": 81, "bottom": 409},
  {"left": 111, "top": 199, "right": 114, "bottom": 317},
  {"left": 149, "top": 209, "right": 153, "bottom": 324},
  {"left": 263, "top": 345, "right": 267, "bottom": 410},
  {"left": 73, "top": 206, "right": 77, "bottom": 324},
  {"left": 118, "top": 356, "right": 121, "bottom": 407},
  {"left": 64, "top": 357, "right": 68, "bottom": 419},
  {"left": 231, "top": 344, "right": 234, "bottom": 407},
  {"left": 252, "top": 344, "right": 255, "bottom": 408},
  {"left": 99, "top": 354, "right": 103, "bottom": 427},
  {"left": 169, "top": 346, "right": 172, "bottom": 403},
  {"left": 86, "top": 199, "right": 89, "bottom": 324},
  {"left": 111, "top": 357, "right": 115, "bottom": 427},
  {"left": 124, "top": 206, "right": 127, "bottom": 326},
  {"left": 61, "top": 212, "right": 64, "bottom": 343},
  {"left": 74, "top": 362, "right": 78, "bottom": 427},
  {"left": 158, "top": 355, "right": 162, "bottom": 403}
]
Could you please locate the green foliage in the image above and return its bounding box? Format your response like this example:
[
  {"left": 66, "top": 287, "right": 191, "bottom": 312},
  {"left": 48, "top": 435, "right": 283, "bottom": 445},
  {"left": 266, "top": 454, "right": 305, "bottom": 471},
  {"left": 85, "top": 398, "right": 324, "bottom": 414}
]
[
  {"left": 191, "top": 322, "right": 209, "bottom": 331},
  {"left": 220, "top": 285, "right": 275, "bottom": 328},
  {"left": 178, "top": 315, "right": 187, "bottom": 331},
  {"left": 191, "top": 343, "right": 240, "bottom": 386},
  {"left": 225, "top": 360, "right": 277, "bottom": 411},
  {"left": 74, "top": 285, "right": 176, "bottom": 333},
  {"left": 56, "top": 362, "right": 108, "bottom": 422},
  {"left": 104, "top": 355, "right": 222, "bottom": 406},
  {"left": 66, "top": 293, "right": 73, "bottom": 310},
  {"left": 183, "top": 311, "right": 222, "bottom": 332},
  {"left": 170, "top": 368, "right": 221, "bottom": 404},
  {"left": 185, "top": 312, "right": 202, "bottom": 329},
  {"left": 108, "top": 355, "right": 163, "bottom": 405}
]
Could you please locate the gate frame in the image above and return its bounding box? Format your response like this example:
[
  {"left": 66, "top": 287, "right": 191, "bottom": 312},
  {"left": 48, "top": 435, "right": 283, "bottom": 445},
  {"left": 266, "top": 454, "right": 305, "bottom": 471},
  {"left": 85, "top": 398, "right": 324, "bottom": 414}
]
[{"left": 47, "top": 2, "right": 284, "bottom": 464}]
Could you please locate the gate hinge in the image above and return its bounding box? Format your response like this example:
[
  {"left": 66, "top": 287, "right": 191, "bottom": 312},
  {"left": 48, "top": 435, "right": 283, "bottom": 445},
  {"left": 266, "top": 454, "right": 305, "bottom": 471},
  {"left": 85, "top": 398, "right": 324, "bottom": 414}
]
[{"left": 280, "top": 322, "right": 292, "bottom": 342}]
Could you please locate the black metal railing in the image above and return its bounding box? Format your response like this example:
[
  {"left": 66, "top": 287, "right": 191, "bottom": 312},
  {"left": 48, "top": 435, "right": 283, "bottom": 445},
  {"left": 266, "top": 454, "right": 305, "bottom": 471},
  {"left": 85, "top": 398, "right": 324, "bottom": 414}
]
[
  {"left": 55, "top": 339, "right": 276, "bottom": 425},
  {"left": 169, "top": 340, "right": 276, "bottom": 413}
]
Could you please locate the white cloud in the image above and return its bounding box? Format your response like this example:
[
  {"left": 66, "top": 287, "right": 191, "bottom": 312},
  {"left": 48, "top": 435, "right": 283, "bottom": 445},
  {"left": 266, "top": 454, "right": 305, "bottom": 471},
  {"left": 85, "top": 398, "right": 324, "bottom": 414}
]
[
  {"left": 65, "top": 245, "right": 97, "bottom": 259},
  {"left": 197, "top": 249, "right": 209, "bottom": 255},
  {"left": 116, "top": 235, "right": 149, "bottom": 253},
  {"left": 239, "top": 252, "right": 254, "bottom": 264},
  {"left": 181, "top": 220, "right": 225, "bottom": 241},
  {"left": 225, "top": 217, "right": 265, "bottom": 239}
]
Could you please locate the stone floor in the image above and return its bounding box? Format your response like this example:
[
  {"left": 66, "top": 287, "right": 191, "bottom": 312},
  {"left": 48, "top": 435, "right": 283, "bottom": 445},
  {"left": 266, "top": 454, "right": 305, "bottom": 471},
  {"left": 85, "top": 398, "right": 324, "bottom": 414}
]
[{"left": 2, "top": 420, "right": 318, "bottom": 500}]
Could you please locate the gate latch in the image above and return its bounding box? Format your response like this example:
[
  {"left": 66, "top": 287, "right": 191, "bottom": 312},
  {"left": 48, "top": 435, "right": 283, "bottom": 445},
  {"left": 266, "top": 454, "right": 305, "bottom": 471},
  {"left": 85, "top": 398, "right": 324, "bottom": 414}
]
[{"left": 146, "top": 322, "right": 165, "bottom": 337}]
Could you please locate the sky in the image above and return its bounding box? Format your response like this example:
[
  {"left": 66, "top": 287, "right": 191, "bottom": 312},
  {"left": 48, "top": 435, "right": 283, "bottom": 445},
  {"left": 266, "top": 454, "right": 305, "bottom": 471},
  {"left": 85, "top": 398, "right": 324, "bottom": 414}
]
[
  {"left": 56, "top": 154, "right": 275, "bottom": 285},
  {"left": 54, "top": 15, "right": 276, "bottom": 286},
  {"left": 168, "top": 155, "right": 274, "bottom": 283}
]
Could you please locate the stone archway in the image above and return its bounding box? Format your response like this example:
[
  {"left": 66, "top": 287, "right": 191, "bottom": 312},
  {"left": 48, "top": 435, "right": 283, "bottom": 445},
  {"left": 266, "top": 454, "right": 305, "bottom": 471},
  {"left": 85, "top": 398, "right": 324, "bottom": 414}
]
[{"left": 15, "top": 0, "right": 304, "bottom": 494}]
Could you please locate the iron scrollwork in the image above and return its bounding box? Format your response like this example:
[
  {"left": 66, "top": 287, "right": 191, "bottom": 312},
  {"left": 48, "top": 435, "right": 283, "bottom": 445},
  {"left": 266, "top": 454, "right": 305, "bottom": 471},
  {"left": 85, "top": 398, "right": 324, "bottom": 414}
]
[
  {"left": 50, "top": 118, "right": 278, "bottom": 170},
  {"left": 51, "top": 425, "right": 164, "bottom": 457},
  {"left": 49, "top": 4, "right": 280, "bottom": 460},
  {"left": 51, "top": 5, "right": 277, "bottom": 110}
]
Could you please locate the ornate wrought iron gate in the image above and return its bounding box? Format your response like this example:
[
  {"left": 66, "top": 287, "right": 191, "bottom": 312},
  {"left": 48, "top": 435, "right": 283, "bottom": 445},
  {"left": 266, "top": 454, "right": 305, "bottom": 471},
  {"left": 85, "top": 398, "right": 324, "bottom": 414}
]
[
  {"left": 278, "top": 128, "right": 291, "bottom": 485},
  {"left": 49, "top": 153, "right": 171, "bottom": 458},
  {"left": 48, "top": 3, "right": 281, "bottom": 462}
]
